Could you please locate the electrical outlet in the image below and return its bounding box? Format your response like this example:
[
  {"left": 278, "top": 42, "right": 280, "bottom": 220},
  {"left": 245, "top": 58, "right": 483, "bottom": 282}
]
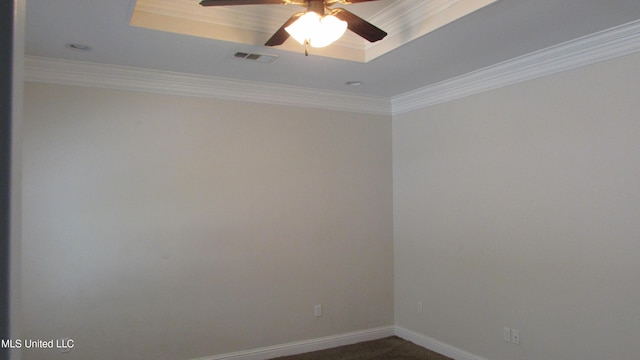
[
  {"left": 503, "top": 327, "right": 511, "bottom": 342},
  {"left": 314, "top": 304, "right": 322, "bottom": 318},
  {"left": 511, "top": 329, "right": 520, "bottom": 345}
]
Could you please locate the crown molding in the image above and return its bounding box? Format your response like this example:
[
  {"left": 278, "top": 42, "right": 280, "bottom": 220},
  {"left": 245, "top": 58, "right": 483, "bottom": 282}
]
[
  {"left": 391, "top": 18, "right": 640, "bottom": 115},
  {"left": 24, "top": 19, "right": 640, "bottom": 117},
  {"left": 24, "top": 56, "right": 391, "bottom": 116}
]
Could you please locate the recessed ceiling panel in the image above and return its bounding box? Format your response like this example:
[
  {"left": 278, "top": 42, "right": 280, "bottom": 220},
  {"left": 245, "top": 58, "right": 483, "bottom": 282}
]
[{"left": 130, "top": 0, "right": 497, "bottom": 62}]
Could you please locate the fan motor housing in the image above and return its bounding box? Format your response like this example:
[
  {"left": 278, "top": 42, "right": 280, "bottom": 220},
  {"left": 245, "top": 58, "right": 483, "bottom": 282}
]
[{"left": 308, "top": 0, "right": 325, "bottom": 15}]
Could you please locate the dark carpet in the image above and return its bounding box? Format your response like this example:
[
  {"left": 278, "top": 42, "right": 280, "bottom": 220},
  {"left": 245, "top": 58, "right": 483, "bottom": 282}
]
[{"left": 269, "top": 336, "right": 453, "bottom": 360}]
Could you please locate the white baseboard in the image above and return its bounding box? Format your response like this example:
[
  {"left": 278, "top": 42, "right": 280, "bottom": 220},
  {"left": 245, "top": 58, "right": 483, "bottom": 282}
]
[
  {"left": 394, "top": 326, "right": 489, "bottom": 360},
  {"left": 192, "top": 326, "right": 395, "bottom": 360}
]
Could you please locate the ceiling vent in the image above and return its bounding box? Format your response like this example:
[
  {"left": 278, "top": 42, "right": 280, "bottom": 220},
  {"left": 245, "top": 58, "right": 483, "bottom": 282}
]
[{"left": 233, "top": 51, "right": 279, "bottom": 63}]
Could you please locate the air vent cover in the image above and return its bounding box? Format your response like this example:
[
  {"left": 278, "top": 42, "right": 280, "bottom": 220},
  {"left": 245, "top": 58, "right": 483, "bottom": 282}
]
[{"left": 233, "top": 51, "right": 279, "bottom": 63}]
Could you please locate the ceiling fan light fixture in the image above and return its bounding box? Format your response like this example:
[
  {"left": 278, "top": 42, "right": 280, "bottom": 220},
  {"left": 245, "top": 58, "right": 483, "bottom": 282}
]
[{"left": 285, "top": 11, "right": 347, "bottom": 48}]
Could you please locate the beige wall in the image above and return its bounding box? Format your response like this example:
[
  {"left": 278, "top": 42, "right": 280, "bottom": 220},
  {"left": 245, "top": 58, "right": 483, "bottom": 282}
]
[
  {"left": 21, "top": 83, "right": 393, "bottom": 360},
  {"left": 393, "top": 52, "right": 640, "bottom": 360},
  {"left": 22, "top": 50, "right": 640, "bottom": 360}
]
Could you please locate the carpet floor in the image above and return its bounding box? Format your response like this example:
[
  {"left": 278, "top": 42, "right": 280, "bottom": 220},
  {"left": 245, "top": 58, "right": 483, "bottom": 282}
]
[{"left": 269, "top": 336, "right": 453, "bottom": 360}]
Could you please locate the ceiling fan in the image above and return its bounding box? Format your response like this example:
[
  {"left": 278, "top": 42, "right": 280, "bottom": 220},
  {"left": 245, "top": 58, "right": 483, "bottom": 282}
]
[{"left": 199, "top": 0, "right": 388, "bottom": 54}]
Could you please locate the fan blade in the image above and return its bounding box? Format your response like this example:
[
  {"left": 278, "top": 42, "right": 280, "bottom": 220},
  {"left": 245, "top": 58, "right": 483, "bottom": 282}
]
[
  {"left": 264, "top": 12, "right": 304, "bottom": 46},
  {"left": 200, "top": 0, "right": 286, "bottom": 6},
  {"left": 331, "top": 8, "right": 387, "bottom": 43},
  {"left": 326, "top": 0, "right": 378, "bottom": 4}
]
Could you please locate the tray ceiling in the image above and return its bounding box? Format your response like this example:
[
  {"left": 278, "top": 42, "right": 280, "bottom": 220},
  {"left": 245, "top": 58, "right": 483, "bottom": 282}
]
[{"left": 130, "top": 0, "right": 497, "bottom": 62}]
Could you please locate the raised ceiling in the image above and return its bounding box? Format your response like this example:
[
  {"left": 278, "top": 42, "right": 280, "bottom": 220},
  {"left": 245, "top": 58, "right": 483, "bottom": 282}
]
[
  {"left": 24, "top": 0, "right": 640, "bottom": 98},
  {"left": 130, "top": 0, "right": 497, "bottom": 62}
]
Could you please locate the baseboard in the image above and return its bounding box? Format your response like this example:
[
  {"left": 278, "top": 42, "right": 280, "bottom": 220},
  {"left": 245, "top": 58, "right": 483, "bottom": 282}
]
[
  {"left": 192, "top": 326, "right": 395, "bottom": 360},
  {"left": 394, "top": 326, "right": 489, "bottom": 360}
]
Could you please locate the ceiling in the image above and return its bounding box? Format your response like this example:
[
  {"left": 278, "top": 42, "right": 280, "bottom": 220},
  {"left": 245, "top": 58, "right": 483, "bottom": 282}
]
[
  {"left": 25, "top": 0, "right": 640, "bottom": 98},
  {"left": 128, "top": 0, "right": 498, "bottom": 63}
]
